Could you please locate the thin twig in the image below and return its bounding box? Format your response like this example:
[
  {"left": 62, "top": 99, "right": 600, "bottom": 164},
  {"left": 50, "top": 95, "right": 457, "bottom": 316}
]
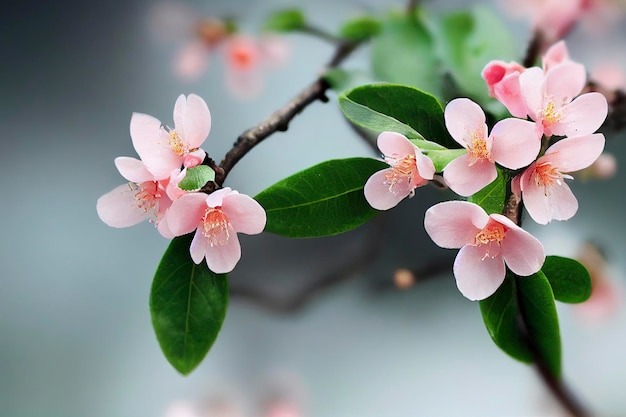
[
  {"left": 298, "top": 24, "right": 344, "bottom": 44},
  {"left": 214, "top": 39, "right": 361, "bottom": 187}
]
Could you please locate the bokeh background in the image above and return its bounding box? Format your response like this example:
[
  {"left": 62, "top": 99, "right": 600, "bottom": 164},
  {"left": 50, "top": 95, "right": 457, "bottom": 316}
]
[{"left": 3, "top": 0, "right": 626, "bottom": 416}]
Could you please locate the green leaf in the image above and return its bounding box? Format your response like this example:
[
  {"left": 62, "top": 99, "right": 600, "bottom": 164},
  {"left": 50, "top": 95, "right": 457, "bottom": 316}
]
[
  {"left": 517, "top": 271, "right": 562, "bottom": 378},
  {"left": 339, "top": 83, "right": 455, "bottom": 149},
  {"left": 423, "top": 148, "right": 466, "bottom": 172},
  {"left": 371, "top": 12, "right": 442, "bottom": 97},
  {"left": 178, "top": 165, "right": 215, "bottom": 191},
  {"left": 542, "top": 256, "right": 592, "bottom": 304},
  {"left": 479, "top": 274, "right": 533, "bottom": 363},
  {"left": 468, "top": 168, "right": 507, "bottom": 215},
  {"left": 150, "top": 234, "right": 229, "bottom": 375},
  {"left": 255, "top": 157, "right": 387, "bottom": 237},
  {"left": 339, "top": 16, "right": 381, "bottom": 41},
  {"left": 432, "top": 7, "right": 519, "bottom": 103},
  {"left": 263, "top": 9, "right": 306, "bottom": 32}
]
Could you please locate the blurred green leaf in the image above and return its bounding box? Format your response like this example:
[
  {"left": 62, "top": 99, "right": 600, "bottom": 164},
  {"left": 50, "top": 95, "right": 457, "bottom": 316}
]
[
  {"left": 542, "top": 256, "right": 592, "bottom": 304},
  {"left": 371, "top": 12, "right": 442, "bottom": 97},
  {"left": 468, "top": 167, "right": 507, "bottom": 214},
  {"left": 150, "top": 234, "right": 229, "bottom": 375},
  {"left": 339, "top": 83, "right": 455, "bottom": 149},
  {"left": 479, "top": 274, "right": 532, "bottom": 363},
  {"left": 178, "top": 165, "right": 215, "bottom": 191},
  {"left": 517, "top": 270, "right": 562, "bottom": 378},
  {"left": 433, "top": 7, "right": 519, "bottom": 103},
  {"left": 255, "top": 158, "right": 387, "bottom": 237},
  {"left": 339, "top": 15, "right": 381, "bottom": 40},
  {"left": 263, "top": 8, "right": 306, "bottom": 32}
]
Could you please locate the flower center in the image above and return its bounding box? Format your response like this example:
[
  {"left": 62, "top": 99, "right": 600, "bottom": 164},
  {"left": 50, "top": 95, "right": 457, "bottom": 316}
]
[
  {"left": 168, "top": 130, "right": 188, "bottom": 156},
  {"left": 202, "top": 208, "right": 230, "bottom": 247},
  {"left": 542, "top": 100, "right": 562, "bottom": 129},
  {"left": 533, "top": 161, "right": 563, "bottom": 187},
  {"left": 384, "top": 154, "right": 417, "bottom": 195},
  {"left": 473, "top": 220, "right": 506, "bottom": 260},
  {"left": 230, "top": 43, "right": 257, "bottom": 71},
  {"left": 467, "top": 131, "right": 491, "bottom": 166},
  {"left": 132, "top": 181, "right": 161, "bottom": 220}
]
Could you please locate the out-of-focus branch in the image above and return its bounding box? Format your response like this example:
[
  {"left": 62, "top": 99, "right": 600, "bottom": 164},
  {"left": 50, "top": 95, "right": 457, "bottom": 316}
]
[{"left": 212, "top": 39, "right": 362, "bottom": 188}]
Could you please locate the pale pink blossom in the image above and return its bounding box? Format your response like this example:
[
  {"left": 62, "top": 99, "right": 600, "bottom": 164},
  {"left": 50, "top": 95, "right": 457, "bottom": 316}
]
[
  {"left": 96, "top": 157, "right": 176, "bottom": 238},
  {"left": 481, "top": 60, "right": 527, "bottom": 118},
  {"left": 364, "top": 131, "right": 435, "bottom": 210},
  {"left": 520, "top": 63, "right": 608, "bottom": 137},
  {"left": 424, "top": 201, "right": 545, "bottom": 300},
  {"left": 542, "top": 40, "right": 573, "bottom": 73},
  {"left": 443, "top": 98, "right": 540, "bottom": 196},
  {"left": 174, "top": 40, "right": 210, "bottom": 81},
  {"left": 518, "top": 133, "right": 605, "bottom": 224},
  {"left": 166, "top": 188, "right": 266, "bottom": 273},
  {"left": 130, "top": 94, "right": 211, "bottom": 179}
]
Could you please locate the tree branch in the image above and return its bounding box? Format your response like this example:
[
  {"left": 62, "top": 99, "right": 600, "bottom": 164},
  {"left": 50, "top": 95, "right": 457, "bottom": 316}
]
[{"left": 214, "top": 39, "right": 362, "bottom": 187}]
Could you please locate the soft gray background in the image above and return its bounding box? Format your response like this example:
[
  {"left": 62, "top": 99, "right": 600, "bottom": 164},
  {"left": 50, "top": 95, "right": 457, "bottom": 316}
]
[{"left": 2, "top": 0, "right": 626, "bottom": 416}]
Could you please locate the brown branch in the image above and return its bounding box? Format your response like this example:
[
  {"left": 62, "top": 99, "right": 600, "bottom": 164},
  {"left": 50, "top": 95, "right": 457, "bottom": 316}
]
[
  {"left": 214, "top": 39, "right": 361, "bottom": 187},
  {"left": 506, "top": 191, "right": 592, "bottom": 417}
]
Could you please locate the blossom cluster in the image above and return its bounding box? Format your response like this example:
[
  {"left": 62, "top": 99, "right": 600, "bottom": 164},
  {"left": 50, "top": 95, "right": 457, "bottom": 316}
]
[
  {"left": 364, "top": 41, "right": 608, "bottom": 300},
  {"left": 96, "top": 94, "right": 266, "bottom": 273}
]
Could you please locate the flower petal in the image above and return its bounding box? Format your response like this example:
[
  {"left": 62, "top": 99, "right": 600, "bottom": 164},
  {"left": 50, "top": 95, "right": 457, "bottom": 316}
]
[
  {"left": 223, "top": 193, "right": 266, "bottom": 234},
  {"left": 520, "top": 168, "right": 579, "bottom": 224},
  {"left": 556, "top": 92, "right": 608, "bottom": 137},
  {"left": 205, "top": 187, "right": 232, "bottom": 208},
  {"left": 453, "top": 245, "right": 506, "bottom": 300},
  {"left": 204, "top": 224, "right": 241, "bottom": 273},
  {"left": 167, "top": 192, "right": 208, "bottom": 236},
  {"left": 415, "top": 151, "right": 436, "bottom": 181},
  {"left": 114, "top": 157, "right": 154, "bottom": 183},
  {"left": 190, "top": 229, "right": 208, "bottom": 264},
  {"left": 444, "top": 98, "right": 487, "bottom": 148},
  {"left": 181, "top": 94, "right": 212, "bottom": 149},
  {"left": 519, "top": 67, "right": 545, "bottom": 121},
  {"left": 364, "top": 169, "right": 410, "bottom": 210},
  {"left": 544, "top": 62, "right": 586, "bottom": 103},
  {"left": 493, "top": 72, "right": 528, "bottom": 118},
  {"left": 96, "top": 183, "right": 147, "bottom": 228},
  {"left": 491, "top": 214, "right": 545, "bottom": 276},
  {"left": 130, "top": 112, "right": 181, "bottom": 179},
  {"left": 377, "top": 131, "right": 416, "bottom": 158},
  {"left": 544, "top": 134, "right": 605, "bottom": 172},
  {"left": 490, "top": 118, "right": 540, "bottom": 169},
  {"left": 424, "top": 201, "right": 488, "bottom": 249},
  {"left": 443, "top": 155, "right": 497, "bottom": 197}
]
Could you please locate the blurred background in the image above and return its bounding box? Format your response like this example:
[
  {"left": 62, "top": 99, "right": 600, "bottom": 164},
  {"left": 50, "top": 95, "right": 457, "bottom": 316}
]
[{"left": 2, "top": 0, "right": 626, "bottom": 416}]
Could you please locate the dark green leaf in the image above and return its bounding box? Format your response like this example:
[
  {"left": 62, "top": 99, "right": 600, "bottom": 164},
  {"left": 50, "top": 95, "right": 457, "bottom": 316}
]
[
  {"left": 542, "top": 256, "right": 592, "bottom": 304},
  {"left": 517, "top": 271, "right": 562, "bottom": 378},
  {"left": 340, "top": 83, "right": 455, "bottom": 149},
  {"left": 339, "top": 16, "right": 381, "bottom": 40},
  {"left": 150, "top": 234, "right": 229, "bottom": 375},
  {"left": 371, "top": 12, "right": 442, "bottom": 97},
  {"left": 178, "top": 165, "right": 215, "bottom": 191},
  {"left": 255, "top": 158, "right": 387, "bottom": 237},
  {"left": 479, "top": 274, "right": 532, "bottom": 363},
  {"left": 263, "top": 9, "right": 306, "bottom": 32},
  {"left": 468, "top": 167, "right": 507, "bottom": 214}
]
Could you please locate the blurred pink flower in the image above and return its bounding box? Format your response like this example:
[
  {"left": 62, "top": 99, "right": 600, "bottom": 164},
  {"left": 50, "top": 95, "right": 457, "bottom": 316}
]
[
  {"left": 364, "top": 131, "right": 435, "bottom": 210},
  {"left": 96, "top": 157, "right": 176, "bottom": 238},
  {"left": 424, "top": 201, "right": 545, "bottom": 300},
  {"left": 443, "top": 98, "right": 540, "bottom": 196},
  {"left": 518, "top": 133, "right": 605, "bottom": 224},
  {"left": 520, "top": 63, "right": 608, "bottom": 137},
  {"left": 166, "top": 188, "right": 266, "bottom": 273},
  {"left": 130, "top": 93, "right": 211, "bottom": 179}
]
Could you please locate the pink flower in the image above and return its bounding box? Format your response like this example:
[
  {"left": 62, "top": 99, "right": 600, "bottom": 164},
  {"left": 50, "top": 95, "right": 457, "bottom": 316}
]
[
  {"left": 519, "top": 63, "right": 608, "bottom": 137},
  {"left": 424, "top": 201, "right": 545, "bottom": 300},
  {"left": 166, "top": 187, "right": 266, "bottom": 273},
  {"left": 443, "top": 98, "right": 540, "bottom": 196},
  {"left": 130, "top": 94, "right": 211, "bottom": 179},
  {"left": 96, "top": 157, "right": 176, "bottom": 238},
  {"left": 518, "top": 133, "right": 605, "bottom": 224},
  {"left": 364, "top": 131, "right": 435, "bottom": 210},
  {"left": 482, "top": 60, "right": 528, "bottom": 118}
]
